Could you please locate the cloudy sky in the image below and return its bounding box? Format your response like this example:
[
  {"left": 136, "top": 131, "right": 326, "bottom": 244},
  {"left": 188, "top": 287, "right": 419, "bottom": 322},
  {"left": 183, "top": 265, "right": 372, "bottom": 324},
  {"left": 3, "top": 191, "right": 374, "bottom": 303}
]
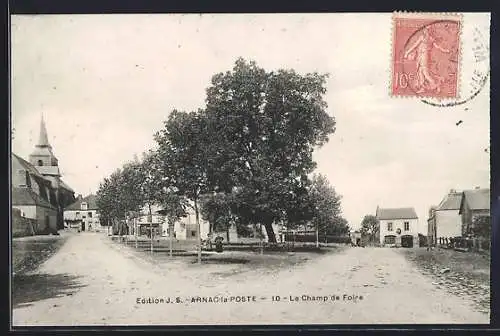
[{"left": 11, "top": 13, "right": 490, "bottom": 231}]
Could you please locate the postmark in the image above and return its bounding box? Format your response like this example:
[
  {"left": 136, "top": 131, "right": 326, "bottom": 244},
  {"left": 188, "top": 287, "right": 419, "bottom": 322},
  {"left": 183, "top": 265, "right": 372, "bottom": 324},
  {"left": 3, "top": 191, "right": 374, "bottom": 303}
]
[
  {"left": 421, "top": 26, "right": 490, "bottom": 107},
  {"left": 391, "top": 13, "right": 462, "bottom": 100}
]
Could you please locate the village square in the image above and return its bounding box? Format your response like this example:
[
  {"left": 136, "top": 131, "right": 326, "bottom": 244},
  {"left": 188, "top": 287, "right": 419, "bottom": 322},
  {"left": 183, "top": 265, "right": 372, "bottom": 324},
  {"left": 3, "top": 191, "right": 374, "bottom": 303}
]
[{"left": 10, "top": 13, "right": 491, "bottom": 326}]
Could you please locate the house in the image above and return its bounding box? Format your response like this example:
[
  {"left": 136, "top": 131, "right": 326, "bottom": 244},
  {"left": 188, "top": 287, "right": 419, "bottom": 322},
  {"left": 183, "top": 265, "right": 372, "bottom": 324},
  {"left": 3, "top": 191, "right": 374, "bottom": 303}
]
[
  {"left": 350, "top": 230, "right": 362, "bottom": 246},
  {"left": 376, "top": 207, "right": 419, "bottom": 248},
  {"left": 160, "top": 206, "right": 211, "bottom": 241},
  {"left": 459, "top": 187, "right": 490, "bottom": 236},
  {"left": 427, "top": 187, "right": 490, "bottom": 245},
  {"left": 133, "top": 204, "right": 166, "bottom": 237},
  {"left": 12, "top": 154, "right": 58, "bottom": 234},
  {"left": 11, "top": 115, "right": 75, "bottom": 235},
  {"left": 427, "top": 189, "right": 463, "bottom": 245},
  {"left": 64, "top": 194, "right": 102, "bottom": 231}
]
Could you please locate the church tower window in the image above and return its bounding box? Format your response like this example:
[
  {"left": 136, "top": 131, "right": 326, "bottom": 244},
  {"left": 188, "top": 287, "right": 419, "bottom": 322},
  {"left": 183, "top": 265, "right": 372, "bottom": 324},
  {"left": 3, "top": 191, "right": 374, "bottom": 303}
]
[{"left": 37, "top": 160, "right": 43, "bottom": 166}]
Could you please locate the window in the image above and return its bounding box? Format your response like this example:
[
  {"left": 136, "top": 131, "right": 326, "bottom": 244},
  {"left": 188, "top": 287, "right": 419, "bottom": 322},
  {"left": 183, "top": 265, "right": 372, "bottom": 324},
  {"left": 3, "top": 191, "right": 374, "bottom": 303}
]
[
  {"left": 76, "top": 211, "right": 80, "bottom": 216},
  {"left": 81, "top": 202, "right": 88, "bottom": 210},
  {"left": 191, "top": 230, "right": 196, "bottom": 237},
  {"left": 387, "top": 222, "right": 393, "bottom": 231},
  {"left": 88, "top": 212, "right": 93, "bottom": 218},
  {"left": 37, "top": 160, "right": 44, "bottom": 166},
  {"left": 404, "top": 221, "right": 410, "bottom": 231}
]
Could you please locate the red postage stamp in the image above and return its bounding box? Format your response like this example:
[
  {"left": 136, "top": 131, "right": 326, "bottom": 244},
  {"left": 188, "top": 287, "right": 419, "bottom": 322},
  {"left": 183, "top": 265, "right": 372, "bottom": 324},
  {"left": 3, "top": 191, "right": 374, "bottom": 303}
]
[{"left": 391, "top": 13, "right": 462, "bottom": 99}]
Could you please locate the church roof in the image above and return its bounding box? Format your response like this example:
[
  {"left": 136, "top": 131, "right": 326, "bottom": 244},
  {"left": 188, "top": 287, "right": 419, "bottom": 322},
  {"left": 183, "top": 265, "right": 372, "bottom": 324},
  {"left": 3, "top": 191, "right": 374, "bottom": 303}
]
[
  {"left": 59, "top": 179, "right": 74, "bottom": 193},
  {"left": 12, "top": 153, "right": 46, "bottom": 181},
  {"left": 12, "top": 187, "right": 55, "bottom": 209}
]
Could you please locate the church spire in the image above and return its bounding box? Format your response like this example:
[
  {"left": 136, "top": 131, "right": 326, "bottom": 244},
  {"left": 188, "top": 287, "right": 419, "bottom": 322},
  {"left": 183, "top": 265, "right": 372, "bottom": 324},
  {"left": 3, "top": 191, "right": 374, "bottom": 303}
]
[{"left": 37, "top": 114, "right": 51, "bottom": 148}]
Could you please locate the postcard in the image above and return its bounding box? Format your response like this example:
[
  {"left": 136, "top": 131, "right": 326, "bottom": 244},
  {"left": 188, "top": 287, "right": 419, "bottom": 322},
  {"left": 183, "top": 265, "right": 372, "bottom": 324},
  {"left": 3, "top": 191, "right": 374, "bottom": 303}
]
[{"left": 11, "top": 12, "right": 491, "bottom": 326}]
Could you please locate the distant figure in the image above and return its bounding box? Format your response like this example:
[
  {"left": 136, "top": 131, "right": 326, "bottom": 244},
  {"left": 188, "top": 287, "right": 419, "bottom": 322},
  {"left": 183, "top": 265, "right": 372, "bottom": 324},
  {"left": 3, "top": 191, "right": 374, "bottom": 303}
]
[{"left": 404, "top": 26, "right": 451, "bottom": 94}]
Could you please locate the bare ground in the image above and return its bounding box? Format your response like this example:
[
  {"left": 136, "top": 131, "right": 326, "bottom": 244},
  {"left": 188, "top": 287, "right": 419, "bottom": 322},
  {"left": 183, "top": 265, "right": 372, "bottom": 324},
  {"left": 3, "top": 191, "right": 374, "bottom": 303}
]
[
  {"left": 400, "top": 247, "right": 490, "bottom": 314},
  {"left": 12, "top": 232, "right": 490, "bottom": 326}
]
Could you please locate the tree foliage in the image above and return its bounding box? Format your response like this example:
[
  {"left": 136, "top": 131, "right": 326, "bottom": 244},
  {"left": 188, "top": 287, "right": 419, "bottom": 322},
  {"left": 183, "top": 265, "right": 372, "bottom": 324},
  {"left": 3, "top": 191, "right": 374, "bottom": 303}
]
[
  {"left": 360, "top": 215, "right": 380, "bottom": 243},
  {"left": 97, "top": 58, "right": 340, "bottom": 245},
  {"left": 471, "top": 216, "right": 491, "bottom": 238},
  {"left": 200, "top": 58, "right": 336, "bottom": 242}
]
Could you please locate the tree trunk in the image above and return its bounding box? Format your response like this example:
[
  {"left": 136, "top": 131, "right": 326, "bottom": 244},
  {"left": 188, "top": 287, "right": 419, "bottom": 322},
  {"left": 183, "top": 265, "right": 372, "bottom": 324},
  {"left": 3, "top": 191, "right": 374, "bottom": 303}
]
[
  {"left": 169, "top": 219, "right": 173, "bottom": 258},
  {"left": 263, "top": 222, "right": 277, "bottom": 243},
  {"left": 148, "top": 203, "right": 153, "bottom": 253},
  {"left": 194, "top": 198, "right": 202, "bottom": 264},
  {"left": 259, "top": 223, "right": 264, "bottom": 255},
  {"left": 135, "top": 218, "right": 138, "bottom": 249},
  {"left": 316, "top": 225, "right": 319, "bottom": 248}
]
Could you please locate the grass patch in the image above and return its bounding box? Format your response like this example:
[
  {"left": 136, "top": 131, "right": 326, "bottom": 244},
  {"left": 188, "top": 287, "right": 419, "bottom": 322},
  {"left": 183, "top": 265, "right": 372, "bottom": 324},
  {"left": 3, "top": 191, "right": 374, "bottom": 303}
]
[{"left": 12, "top": 236, "right": 69, "bottom": 275}]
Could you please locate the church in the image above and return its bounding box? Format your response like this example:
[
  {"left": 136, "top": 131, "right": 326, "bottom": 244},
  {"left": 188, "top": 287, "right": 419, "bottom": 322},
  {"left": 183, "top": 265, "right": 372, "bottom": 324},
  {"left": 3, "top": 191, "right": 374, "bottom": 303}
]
[{"left": 12, "top": 116, "right": 76, "bottom": 236}]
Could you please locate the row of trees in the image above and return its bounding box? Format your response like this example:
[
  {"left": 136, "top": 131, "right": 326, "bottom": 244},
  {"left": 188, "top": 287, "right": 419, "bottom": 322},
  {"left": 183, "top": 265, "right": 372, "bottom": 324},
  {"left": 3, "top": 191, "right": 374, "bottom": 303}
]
[{"left": 96, "top": 58, "right": 350, "bottom": 259}]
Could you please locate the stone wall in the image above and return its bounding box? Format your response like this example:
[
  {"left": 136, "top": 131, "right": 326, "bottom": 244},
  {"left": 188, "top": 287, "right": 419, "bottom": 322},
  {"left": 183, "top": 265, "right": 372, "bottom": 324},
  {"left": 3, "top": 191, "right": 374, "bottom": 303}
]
[{"left": 12, "top": 208, "right": 37, "bottom": 237}]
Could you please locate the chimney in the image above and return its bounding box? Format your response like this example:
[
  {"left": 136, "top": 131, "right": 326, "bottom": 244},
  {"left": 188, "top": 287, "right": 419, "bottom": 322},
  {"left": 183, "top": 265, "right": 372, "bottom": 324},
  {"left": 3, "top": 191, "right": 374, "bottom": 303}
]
[
  {"left": 77, "top": 194, "right": 83, "bottom": 200},
  {"left": 449, "top": 189, "right": 456, "bottom": 194}
]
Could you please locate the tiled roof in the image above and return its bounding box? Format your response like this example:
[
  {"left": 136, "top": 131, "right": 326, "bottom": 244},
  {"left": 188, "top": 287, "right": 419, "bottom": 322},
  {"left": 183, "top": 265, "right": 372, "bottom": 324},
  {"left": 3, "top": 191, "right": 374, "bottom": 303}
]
[
  {"left": 462, "top": 188, "right": 490, "bottom": 210},
  {"left": 59, "top": 179, "right": 74, "bottom": 193},
  {"left": 66, "top": 194, "right": 98, "bottom": 211},
  {"left": 436, "top": 192, "right": 463, "bottom": 211},
  {"left": 12, "top": 187, "right": 55, "bottom": 209},
  {"left": 12, "top": 153, "right": 46, "bottom": 180},
  {"left": 376, "top": 207, "right": 418, "bottom": 220}
]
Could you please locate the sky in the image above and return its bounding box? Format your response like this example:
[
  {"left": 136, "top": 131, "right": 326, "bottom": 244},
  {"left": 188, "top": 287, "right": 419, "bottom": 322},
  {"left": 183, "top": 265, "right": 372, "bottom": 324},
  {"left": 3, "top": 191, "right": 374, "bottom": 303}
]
[{"left": 11, "top": 13, "right": 490, "bottom": 232}]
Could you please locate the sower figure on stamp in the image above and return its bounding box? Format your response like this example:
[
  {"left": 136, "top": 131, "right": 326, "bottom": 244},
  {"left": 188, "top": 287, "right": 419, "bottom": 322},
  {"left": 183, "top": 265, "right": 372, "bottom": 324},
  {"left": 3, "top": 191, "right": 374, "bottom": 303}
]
[{"left": 404, "top": 26, "right": 450, "bottom": 94}]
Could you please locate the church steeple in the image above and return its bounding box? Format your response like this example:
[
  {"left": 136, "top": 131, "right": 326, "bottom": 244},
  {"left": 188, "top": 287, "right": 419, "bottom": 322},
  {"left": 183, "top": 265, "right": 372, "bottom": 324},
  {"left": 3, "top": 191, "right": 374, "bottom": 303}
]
[
  {"left": 37, "top": 113, "right": 51, "bottom": 148},
  {"left": 29, "top": 114, "right": 60, "bottom": 175}
]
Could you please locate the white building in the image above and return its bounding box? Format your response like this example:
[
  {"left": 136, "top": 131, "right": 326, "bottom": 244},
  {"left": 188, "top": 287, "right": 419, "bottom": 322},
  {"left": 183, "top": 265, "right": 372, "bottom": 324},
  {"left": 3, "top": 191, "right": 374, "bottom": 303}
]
[
  {"left": 376, "top": 207, "right": 419, "bottom": 248},
  {"left": 428, "top": 190, "right": 462, "bottom": 244},
  {"left": 64, "top": 194, "right": 102, "bottom": 231},
  {"left": 157, "top": 205, "right": 211, "bottom": 241}
]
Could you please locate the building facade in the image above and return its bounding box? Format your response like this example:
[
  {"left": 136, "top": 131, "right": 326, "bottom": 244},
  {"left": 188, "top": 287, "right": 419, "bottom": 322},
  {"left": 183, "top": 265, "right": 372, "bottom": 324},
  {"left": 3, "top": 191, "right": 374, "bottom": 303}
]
[
  {"left": 459, "top": 188, "right": 490, "bottom": 236},
  {"left": 377, "top": 207, "right": 419, "bottom": 248},
  {"left": 427, "top": 188, "right": 490, "bottom": 244},
  {"left": 64, "top": 194, "right": 102, "bottom": 231},
  {"left": 12, "top": 116, "right": 75, "bottom": 235}
]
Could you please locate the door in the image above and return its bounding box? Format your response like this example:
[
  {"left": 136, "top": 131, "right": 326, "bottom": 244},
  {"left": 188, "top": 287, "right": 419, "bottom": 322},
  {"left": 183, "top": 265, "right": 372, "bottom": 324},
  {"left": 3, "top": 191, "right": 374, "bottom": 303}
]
[
  {"left": 81, "top": 222, "right": 85, "bottom": 231},
  {"left": 401, "top": 235, "right": 413, "bottom": 248}
]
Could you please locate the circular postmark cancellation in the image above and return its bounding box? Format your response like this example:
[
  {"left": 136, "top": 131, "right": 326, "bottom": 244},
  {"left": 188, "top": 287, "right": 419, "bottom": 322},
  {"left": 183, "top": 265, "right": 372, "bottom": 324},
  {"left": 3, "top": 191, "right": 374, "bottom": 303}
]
[{"left": 391, "top": 13, "right": 490, "bottom": 107}]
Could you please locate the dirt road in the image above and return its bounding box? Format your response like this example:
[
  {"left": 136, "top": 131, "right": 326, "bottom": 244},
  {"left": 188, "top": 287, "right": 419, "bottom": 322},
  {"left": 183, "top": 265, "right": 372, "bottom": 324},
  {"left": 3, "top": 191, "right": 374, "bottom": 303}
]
[{"left": 12, "top": 232, "right": 489, "bottom": 326}]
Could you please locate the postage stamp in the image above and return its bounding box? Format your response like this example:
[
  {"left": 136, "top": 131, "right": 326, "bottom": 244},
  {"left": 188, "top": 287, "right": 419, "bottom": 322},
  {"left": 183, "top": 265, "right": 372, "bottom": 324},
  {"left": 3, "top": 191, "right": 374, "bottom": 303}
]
[{"left": 391, "top": 13, "right": 462, "bottom": 99}]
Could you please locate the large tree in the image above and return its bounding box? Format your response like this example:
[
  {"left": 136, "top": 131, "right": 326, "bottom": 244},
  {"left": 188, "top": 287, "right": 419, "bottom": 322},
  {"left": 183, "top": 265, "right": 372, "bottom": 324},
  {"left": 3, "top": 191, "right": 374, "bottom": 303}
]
[
  {"left": 360, "top": 215, "right": 380, "bottom": 244},
  {"left": 154, "top": 109, "right": 214, "bottom": 263},
  {"left": 203, "top": 58, "right": 336, "bottom": 242}
]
